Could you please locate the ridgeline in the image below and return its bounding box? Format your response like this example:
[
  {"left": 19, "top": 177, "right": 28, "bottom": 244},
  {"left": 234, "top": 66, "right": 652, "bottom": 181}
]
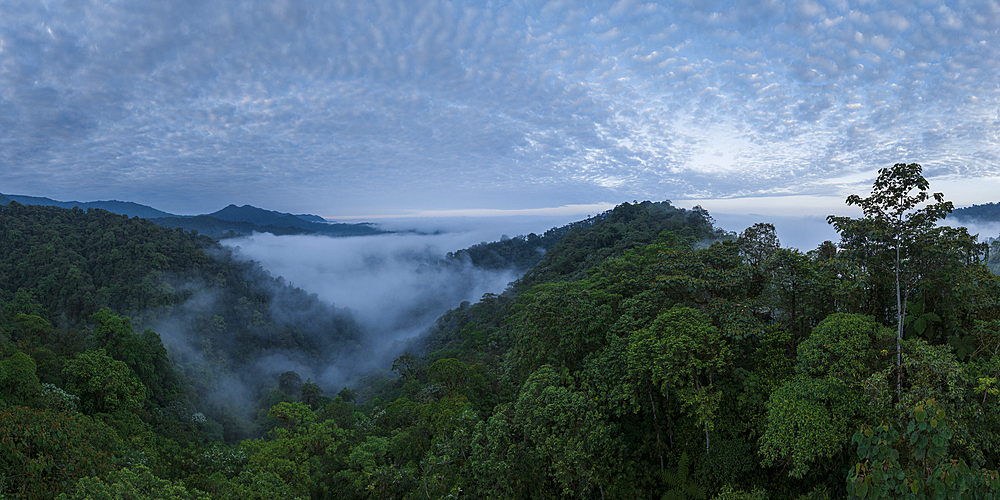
[{"left": 3, "top": 175, "right": 1000, "bottom": 498}]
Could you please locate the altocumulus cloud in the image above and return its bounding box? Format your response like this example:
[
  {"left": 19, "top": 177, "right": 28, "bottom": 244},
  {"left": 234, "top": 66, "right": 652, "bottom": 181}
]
[{"left": 1, "top": 0, "right": 998, "bottom": 215}]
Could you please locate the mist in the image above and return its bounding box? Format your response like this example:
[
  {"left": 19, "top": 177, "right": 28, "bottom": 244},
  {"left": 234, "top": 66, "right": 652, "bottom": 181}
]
[
  {"left": 221, "top": 226, "right": 532, "bottom": 344},
  {"left": 121, "top": 214, "right": 588, "bottom": 436},
  {"left": 941, "top": 218, "right": 1000, "bottom": 244},
  {"left": 711, "top": 213, "right": 840, "bottom": 251}
]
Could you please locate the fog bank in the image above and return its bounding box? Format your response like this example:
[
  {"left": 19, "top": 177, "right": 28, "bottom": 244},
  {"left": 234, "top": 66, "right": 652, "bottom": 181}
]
[{"left": 222, "top": 230, "right": 523, "bottom": 343}]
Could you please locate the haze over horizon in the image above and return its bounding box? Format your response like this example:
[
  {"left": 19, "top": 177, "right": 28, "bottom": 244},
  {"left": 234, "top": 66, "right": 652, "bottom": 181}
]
[{"left": 2, "top": 0, "right": 998, "bottom": 219}]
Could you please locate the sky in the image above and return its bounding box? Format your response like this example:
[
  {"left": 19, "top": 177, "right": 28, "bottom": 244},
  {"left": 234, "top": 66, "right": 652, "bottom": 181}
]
[{"left": 2, "top": 0, "right": 999, "bottom": 222}]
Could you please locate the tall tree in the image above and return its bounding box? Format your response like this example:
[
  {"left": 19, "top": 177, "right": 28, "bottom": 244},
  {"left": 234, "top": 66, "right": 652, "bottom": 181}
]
[{"left": 827, "top": 163, "right": 984, "bottom": 396}]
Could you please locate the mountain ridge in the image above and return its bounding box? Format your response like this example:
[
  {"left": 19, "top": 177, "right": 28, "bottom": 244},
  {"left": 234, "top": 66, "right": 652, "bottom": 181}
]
[
  {"left": 0, "top": 192, "right": 383, "bottom": 238},
  {"left": 949, "top": 202, "right": 1000, "bottom": 223}
]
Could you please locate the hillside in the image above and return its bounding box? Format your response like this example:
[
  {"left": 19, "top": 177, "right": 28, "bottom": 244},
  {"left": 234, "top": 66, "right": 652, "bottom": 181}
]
[
  {"left": 196, "top": 204, "right": 386, "bottom": 237},
  {"left": 949, "top": 201, "right": 1000, "bottom": 222},
  {"left": 442, "top": 201, "right": 725, "bottom": 278},
  {"left": 2, "top": 182, "right": 1000, "bottom": 499},
  {"left": 148, "top": 215, "right": 317, "bottom": 237},
  {"left": 0, "top": 202, "right": 367, "bottom": 443},
  {"left": 0, "top": 193, "right": 175, "bottom": 219},
  {"left": 0, "top": 193, "right": 384, "bottom": 238}
]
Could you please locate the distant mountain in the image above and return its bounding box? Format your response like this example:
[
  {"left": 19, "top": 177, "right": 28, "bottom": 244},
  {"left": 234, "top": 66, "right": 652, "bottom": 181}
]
[
  {"left": 87, "top": 200, "right": 176, "bottom": 219},
  {"left": 0, "top": 193, "right": 174, "bottom": 219},
  {"left": 0, "top": 193, "right": 386, "bottom": 238},
  {"left": 151, "top": 214, "right": 386, "bottom": 238},
  {"left": 150, "top": 215, "right": 316, "bottom": 237},
  {"left": 293, "top": 214, "right": 327, "bottom": 223},
  {"left": 199, "top": 204, "right": 386, "bottom": 237},
  {"left": 949, "top": 202, "right": 1000, "bottom": 223},
  {"left": 209, "top": 204, "right": 320, "bottom": 226}
]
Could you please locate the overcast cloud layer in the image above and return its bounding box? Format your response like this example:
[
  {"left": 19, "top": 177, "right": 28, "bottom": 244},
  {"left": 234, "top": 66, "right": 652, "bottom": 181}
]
[{"left": 2, "top": 0, "right": 998, "bottom": 216}]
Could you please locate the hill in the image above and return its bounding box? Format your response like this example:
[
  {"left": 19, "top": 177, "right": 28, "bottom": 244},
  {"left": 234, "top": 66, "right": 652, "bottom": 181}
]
[
  {"left": 3, "top": 185, "right": 999, "bottom": 498},
  {"left": 0, "top": 201, "right": 368, "bottom": 442},
  {"left": 443, "top": 201, "right": 727, "bottom": 281},
  {"left": 148, "top": 215, "right": 318, "bottom": 237},
  {"left": 0, "top": 193, "right": 174, "bottom": 219},
  {"left": 208, "top": 204, "right": 315, "bottom": 225},
  {"left": 948, "top": 202, "right": 1000, "bottom": 222},
  {"left": 0, "top": 193, "right": 384, "bottom": 238},
  {"left": 196, "top": 204, "right": 386, "bottom": 237}
]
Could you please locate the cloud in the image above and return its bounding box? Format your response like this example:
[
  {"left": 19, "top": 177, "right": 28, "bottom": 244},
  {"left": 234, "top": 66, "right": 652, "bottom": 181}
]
[
  {"left": 222, "top": 230, "right": 519, "bottom": 337},
  {"left": 1, "top": 0, "right": 998, "bottom": 215}
]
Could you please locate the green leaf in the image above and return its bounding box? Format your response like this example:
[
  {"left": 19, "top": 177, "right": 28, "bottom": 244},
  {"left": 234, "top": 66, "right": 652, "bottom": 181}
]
[{"left": 856, "top": 480, "right": 869, "bottom": 499}]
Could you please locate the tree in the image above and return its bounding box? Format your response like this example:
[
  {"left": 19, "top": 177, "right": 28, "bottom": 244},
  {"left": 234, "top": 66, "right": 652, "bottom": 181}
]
[
  {"left": 392, "top": 352, "right": 420, "bottom": 382},
  {"left": 0, "top": 406, "right": 118, "bottom": 500},
  {"left": 300, "top": 379, "right": 323, "bottom": 409},
  {"left": 0, "top": 350, "right": 40, "bottom": 406},
  {"left": 59, "top": 465, "right": 212, "bottom": 500},
  {"left": 91, "top": 307, "right": 133, "bottom": 351},
  {"left": 759, "top": 314, "right": 894, "bottom": 479},
  {"left": 847, "top": 401, "right": 1000, "bottom": 499},
  {"left": 243, "top": 404, "right": 346, "bottom": 499},
  {"left": 427, "top": 358, "right": 470, "bottom": 394},
  {"left": 89, "top": 309, "right": 184, "bottom": 406},
  {"left": 738, "top": 222, "right": 779, "bottom": 268},
  {"left": 278, "top": 371, "right": 303, "bottom": 397},
  {"left": 765, "top": 248, "right": 836, "bottom": 340},
  {"left": 628, "top": 306, "right": 732, "bottom": 457},
  {"left": 827, "top": 163, "right": 985, "bottom": 396},
  {"left": 473, "top": 366, "right": 608, "bottom": 498},
  {"left": 989, "top": 239, "right": 1000, "bottom": 275},
  {"left": 63, "top": 348, "right": 147, "bottom": 415}
]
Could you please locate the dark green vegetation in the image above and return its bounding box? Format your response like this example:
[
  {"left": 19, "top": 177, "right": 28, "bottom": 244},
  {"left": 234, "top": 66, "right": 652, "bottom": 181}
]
[
  {"left": 3, "top": 165, "right": 1000, "bottom": 499},
  {"left": 166, "top": 204, "right": 385, "bottom": 238},
  {"left": 0, "top": 193, "right": 176, "bottom": 219},
  {"left": 949, "top": 202, "right": 1000, "bottom": 223},
  {"left": 0, "top": 201, "right": 368, "bottom": 444},
  {"left": 0, "top": 194, "right": 385, "bottom": 238},
  {"left": 445, "top": 201, "right": 725, "bottom": 278},
  {"left": 990, "top": 240, "right": 1000, "bottom": 276},
  {"left": 944, "top": 201, "right": 1000, "bottom": 276}
]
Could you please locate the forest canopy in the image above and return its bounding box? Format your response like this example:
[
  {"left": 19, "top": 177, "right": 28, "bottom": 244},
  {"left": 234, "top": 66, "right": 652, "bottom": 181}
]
[{"left": 2, "top": 167, "right": 1000, "bottom": 499}]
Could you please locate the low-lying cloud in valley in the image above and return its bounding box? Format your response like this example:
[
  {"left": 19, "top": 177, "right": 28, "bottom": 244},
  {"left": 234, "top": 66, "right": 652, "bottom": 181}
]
[{"left": 222, "top": 229, "right": 521, "bottom": 343}]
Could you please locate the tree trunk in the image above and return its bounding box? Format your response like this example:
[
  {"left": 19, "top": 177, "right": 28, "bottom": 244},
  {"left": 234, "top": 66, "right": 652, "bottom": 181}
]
[
  {"left": 896, "top": 225, "right": 903, "bottom": 399},
  {"left": 649, "top": 387, "right": 664, "bottom": 473}
]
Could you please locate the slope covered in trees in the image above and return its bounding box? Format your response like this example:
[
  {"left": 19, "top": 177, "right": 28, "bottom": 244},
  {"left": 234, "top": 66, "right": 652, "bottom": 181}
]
[
  {"left": 443, "top": 201, "right": 727, "bottom": 279},
  {"left": 0, "top": 193, "right": 385, "bottom": 238},
  {"left": 3, "top": 166, "right": 1000, "bottom": 499},
  {"left": 0, "top": 201, "right": 368, "bottom": 445},
  {"left": 949, "top": 201, "right": 1000, "bottom": 223},
  {"left": 0, "top": 193, "right": 176, "bottom": 219}
]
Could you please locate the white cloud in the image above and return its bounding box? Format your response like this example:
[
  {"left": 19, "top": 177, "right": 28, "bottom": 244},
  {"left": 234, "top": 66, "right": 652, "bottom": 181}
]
[{"left": 0, "top": 0, "right": 997, "bottom": 216}]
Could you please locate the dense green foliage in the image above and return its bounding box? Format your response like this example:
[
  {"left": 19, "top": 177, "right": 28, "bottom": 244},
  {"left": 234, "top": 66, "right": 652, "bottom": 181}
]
[
  {"left": 444, "top": 201, "right": 726, "bottom": 276},
  {"left": 3, "top": 170, "right": 1000, "bottom": 499},
  {"left": 989, "top": 238, "right": 1000, "bottom": 276},
  {"left": 0, "top": 201, "right": 367, "bottom": 446},
  {"left": 0, "top": 193, "right": 175, "bottom": 219},
  {"left": 949, "top": 202, "right": 1000, "bottom": 223}
]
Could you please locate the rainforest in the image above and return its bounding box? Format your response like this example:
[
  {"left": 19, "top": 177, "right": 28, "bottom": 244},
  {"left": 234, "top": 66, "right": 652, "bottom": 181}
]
[{"left": 2, "top": 165, "right": 1000, "bottom": 500}]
